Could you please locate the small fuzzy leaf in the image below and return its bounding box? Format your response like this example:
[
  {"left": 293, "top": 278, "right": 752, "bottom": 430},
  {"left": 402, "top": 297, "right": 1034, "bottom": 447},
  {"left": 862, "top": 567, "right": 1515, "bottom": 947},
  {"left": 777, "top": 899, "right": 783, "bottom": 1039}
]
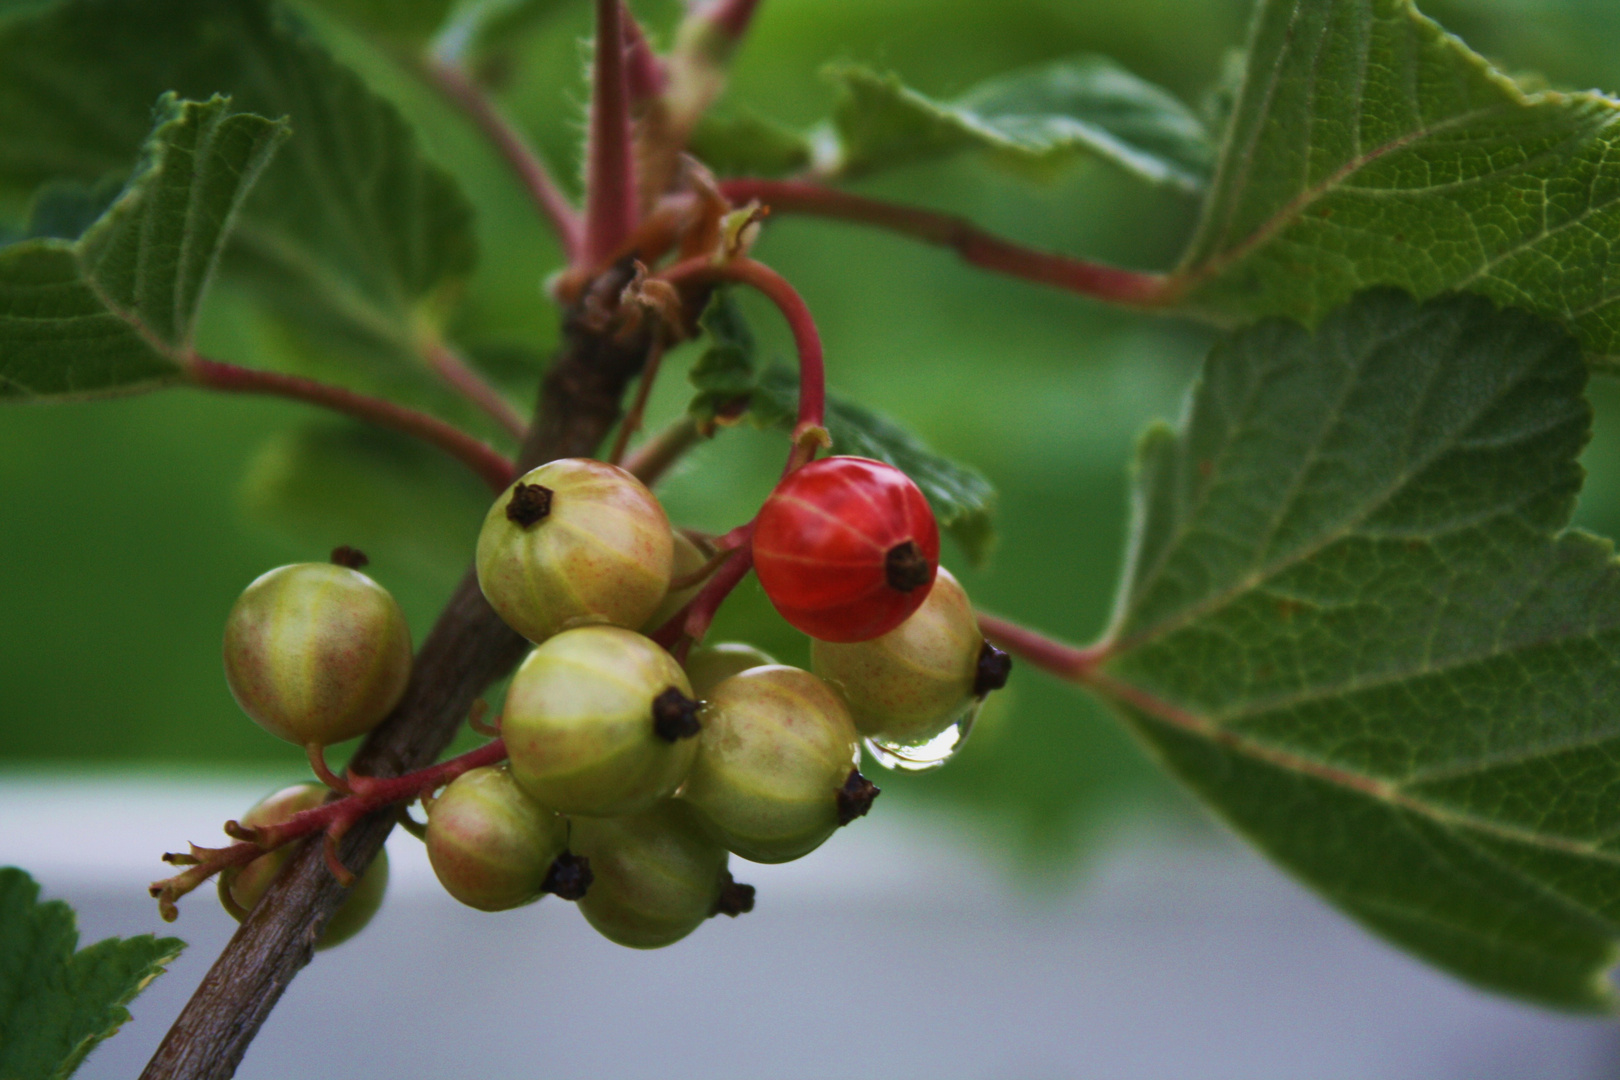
[
  {"left": 825, "top": 57, "right": 1215, "bottom": 192},
  {"left": 686, "top": 291, "right": 997, "bottom": 563},
  {"left": 1173, "top": 0, "right": 1620, "bottom": 369},
  {"left": 0, "top": 95, "right": 286, "bottom": 400},
  {"left": 0, "top": 867, "right": 185, "bottom": 1079},
  {"left": 1101, "top": 289, "right": 1620, "bottom": 1009}
]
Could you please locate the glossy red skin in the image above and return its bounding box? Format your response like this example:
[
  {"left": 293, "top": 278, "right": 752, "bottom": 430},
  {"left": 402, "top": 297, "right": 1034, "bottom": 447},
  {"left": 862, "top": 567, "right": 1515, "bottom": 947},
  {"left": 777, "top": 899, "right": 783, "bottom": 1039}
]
[{"left": 752, "top": 457, "right": 940, "bottom": 642}]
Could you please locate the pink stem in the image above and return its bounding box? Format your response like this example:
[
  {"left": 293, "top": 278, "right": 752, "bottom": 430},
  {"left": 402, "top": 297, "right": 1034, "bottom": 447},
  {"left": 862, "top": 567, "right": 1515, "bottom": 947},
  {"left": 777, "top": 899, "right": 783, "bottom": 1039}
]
[
  {"left": 424, "top": 339, "right": 527, "bottom": 440},
  {"left": 151, "top": 740, "right": 510, "bottom": 920},
  {"left": 652, "top": 527, "right": 756, "bottom": 659},
  {"left": 718, "top": 180, "right": 1176, "bottom": 307},
  {"left": 189, "top": 357, "right": 516, "bottom": 492},
  {"left": 421, "top": 58, "right": 583, "bottom": 262},
  {"left": 976, "top": 613, "right": 1110, "bottom": 680},
  {"left": 584, "top": 0, "right": 639, "bottom": 268},
  {"left": 658, "top": 256, "right": 825, "bottom": 431},
  {"left": 607, "top": 336, "right": 667, "bottom": 464},
  {"left": 621, "top": 3, "right": 667, "bottom": 104}
]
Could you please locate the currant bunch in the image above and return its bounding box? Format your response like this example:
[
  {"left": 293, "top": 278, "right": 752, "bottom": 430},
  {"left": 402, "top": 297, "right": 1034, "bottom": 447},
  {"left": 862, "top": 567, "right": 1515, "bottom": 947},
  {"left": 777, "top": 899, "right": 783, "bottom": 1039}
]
[{"left": 214, "top": 455, "right": 1008, "bottom": 951}]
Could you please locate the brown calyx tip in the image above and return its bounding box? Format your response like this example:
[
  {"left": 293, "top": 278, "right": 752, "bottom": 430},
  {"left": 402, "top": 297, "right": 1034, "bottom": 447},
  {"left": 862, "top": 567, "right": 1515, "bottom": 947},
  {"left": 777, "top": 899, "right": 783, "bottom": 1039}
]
[
  {"left": 505, "top": 482, "right": 554, "bottom": 527},
  {"left": 711, "top": 870, "right": 756, "bottom": 918},
  {"left": 884, "top": 541, "right": 932, "bottom": 593},
  {"left": 543, "top": 851, "right": 592, "bottom": 900},
  {"left": 974, "top": 641, "right": 1012, "bottom": 697},
  {"left": 330, "top": 545, "right": 369, "bottom": 569},
  {"left": 652, "top": 687, "right": 702, "bottom": 742},
  {"left": 836, "top": 769, "right": 881, "bottom": 826}
]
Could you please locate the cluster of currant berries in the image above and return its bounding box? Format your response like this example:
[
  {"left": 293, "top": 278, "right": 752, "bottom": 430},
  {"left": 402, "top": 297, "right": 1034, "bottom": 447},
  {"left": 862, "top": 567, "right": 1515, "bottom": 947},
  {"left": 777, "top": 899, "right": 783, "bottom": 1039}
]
[{"left": 216, "top": 455, "right": 1010, "bottom": 950}]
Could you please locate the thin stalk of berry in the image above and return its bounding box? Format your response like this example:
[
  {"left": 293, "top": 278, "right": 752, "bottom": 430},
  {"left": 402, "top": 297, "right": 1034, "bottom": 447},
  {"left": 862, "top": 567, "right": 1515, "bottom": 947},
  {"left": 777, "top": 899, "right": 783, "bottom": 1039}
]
[
  {"left": 717, "top": 180, "right": 1176, "bottom": 308},
  {"left": 976, "top": 612, "right": 1110, "bottom": 680},
  {"left": 422, "top": 337, "right": 528, "bottom": 440},
  {"left": 187, "top": 356, "right": 516, "bottom": 491},
  {"left": 150, "top": 738, "right": 511, "bottom": 920}
]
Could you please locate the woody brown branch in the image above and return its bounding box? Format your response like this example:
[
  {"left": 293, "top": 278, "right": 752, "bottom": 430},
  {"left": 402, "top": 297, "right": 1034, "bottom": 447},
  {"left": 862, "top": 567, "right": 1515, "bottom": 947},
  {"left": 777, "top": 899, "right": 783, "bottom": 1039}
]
[{"left": 139, "top": 262, "right": 661, "bottom": 1080}]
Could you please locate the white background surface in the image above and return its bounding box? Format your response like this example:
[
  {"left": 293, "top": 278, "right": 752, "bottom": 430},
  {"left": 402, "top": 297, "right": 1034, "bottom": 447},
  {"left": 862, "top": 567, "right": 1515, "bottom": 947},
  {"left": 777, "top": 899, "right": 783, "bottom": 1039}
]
[{"left": 4, "top": 774, "right": 1617, "bottom": 1080}]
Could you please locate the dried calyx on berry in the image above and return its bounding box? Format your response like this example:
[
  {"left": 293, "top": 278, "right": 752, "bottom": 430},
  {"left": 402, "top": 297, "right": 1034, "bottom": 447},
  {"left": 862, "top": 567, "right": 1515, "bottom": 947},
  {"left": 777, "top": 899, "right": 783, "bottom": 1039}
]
[
  {"left": 680, "top": 664, "right": 870, "bottom": 863},
  {"left": 425, "top": 765, "right": 571, "bottom": 911},
  {"left": 222, "top": 560, "right": 413, "bottom": 749},
  {"left": 570, "top": 800, "right": 742, "bottom": 949},
  {"left": 502, "top": 626, "right": 700, "bottom": 817},
  {"left": 476, "top": 458, "right": 675, "bottom": 644},
  {"left": 812, "top": 568, "right": 1007, "bottom": 751},
  {"left": 752, "top": 456, "right": 941, "bottom": 643},
  {"left": 218, "top": 784, "right": 388, "bottom": 949}
]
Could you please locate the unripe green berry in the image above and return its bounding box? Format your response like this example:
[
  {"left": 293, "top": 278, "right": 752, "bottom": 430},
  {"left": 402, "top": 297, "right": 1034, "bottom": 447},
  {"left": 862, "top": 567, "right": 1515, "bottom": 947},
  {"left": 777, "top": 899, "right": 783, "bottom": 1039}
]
[
  {"left": 504, "top": 626, "right": 700, "bottom": 817},
  {"left": 641, "top": 530, "right": 716, "bottom": 634},
  {"left": 570, "top": 800, "right": 734, "bottom": 949},
  {"left": 477, "top": 458, "right": 674, "bottom": 643},
  {"left": 684, "top": 642, "right": 777, "bottom": 698},
  {"left": 426, "top": 765, "right": 570, "bottom": 911},
  {"left": 218, "top": 783, "right": 388, "bottom": 949},
  {"left": 680, "top": 665, "right": 868, "bottom": 863},
  {"left": 811, "top": 567, "right": 989, "bottom": 747},
  {"left": 223, "top": 561, "right": 413, "bottom": 748}
]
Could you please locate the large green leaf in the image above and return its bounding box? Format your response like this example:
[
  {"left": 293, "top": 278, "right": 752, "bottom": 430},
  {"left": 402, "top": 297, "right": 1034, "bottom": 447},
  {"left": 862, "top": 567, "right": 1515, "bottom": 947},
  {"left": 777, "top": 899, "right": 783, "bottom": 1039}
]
[
  {"left": 0, "top": 0, "right": 477, "bottom": 375},
  {"left": 0, "top": 95, "right": 285, "bottom": 399},
  {"left": 0, "top": 867, "right": 184, "bottom": 1079},
  {"left": 1173, "top": 0, "right": 1620, "bottom": 369},
  {"left": 1096, "top": 288, "right": 1620, "bottom": 1009},
  {"left": 686, "top": 289, "right": 998, "bottom": 563},
  {"left": 825, "top": 58, "right": 1215, "bottom": 192}
]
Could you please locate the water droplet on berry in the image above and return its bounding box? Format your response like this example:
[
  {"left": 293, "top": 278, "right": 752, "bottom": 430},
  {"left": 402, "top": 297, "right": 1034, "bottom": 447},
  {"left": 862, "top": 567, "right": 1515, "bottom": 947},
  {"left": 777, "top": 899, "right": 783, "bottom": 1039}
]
[{"left": 864, "top": 705, "right": 978, "bottom": 772}]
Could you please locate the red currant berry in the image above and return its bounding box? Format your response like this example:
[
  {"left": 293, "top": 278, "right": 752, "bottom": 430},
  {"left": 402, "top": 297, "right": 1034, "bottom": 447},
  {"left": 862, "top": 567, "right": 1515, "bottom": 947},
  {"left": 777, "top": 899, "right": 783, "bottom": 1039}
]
[{"left": 752, "top": 457, "right": 940, "bottom": 643}]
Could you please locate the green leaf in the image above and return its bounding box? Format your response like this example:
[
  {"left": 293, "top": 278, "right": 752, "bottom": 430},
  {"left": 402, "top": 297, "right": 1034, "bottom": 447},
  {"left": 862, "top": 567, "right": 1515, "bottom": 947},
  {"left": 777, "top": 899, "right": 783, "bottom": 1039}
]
[
  {"left": 0, "top": 95, "right": 286, "bottom": 400},
  {"left": 0, "top": 0, "right": 477, "bottom": 379},
  {"left": 824, "top": 57, "right": 1215, "bottom": 192},
  {"left": 0, "top": 867, "right": 185, "bottom": 1079},
  {"left": 1173, "top": 0, "right": 1620, "bottom": 369},
  {"left": 293, "top": 0, "right": 456, "bottom": 45},
  {"left": 686, "top": 290, "right": 998, "bottom": 563},
  {"left": 1098, "top": 288, "right": 1620, "bottom": 1009},
  {"left": 688, "top": 110, "right": 817, "bottom": 180}
]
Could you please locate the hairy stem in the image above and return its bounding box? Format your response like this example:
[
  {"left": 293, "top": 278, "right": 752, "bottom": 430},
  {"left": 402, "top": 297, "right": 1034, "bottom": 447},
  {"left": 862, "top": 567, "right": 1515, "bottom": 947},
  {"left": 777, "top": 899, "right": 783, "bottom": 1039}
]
[
  {"left": 188, "top": 357, "right": 515, "bottom": 491},
  {"left": 423, "top": 338, "right": 528, "bottom": 440},
  {"left": 621, "top": 2, "right": 666, "bottom": 104},
  {"left": 718, "top": 180, "right": 1176, "bottom": 307},
  {"left": 142, "top": 267, "right": 658, "bottom": 1080},
  {"left": 420, "top": 57, "right": 583, "bottom": 262},
  {"left": 584, "top": 0, "right": 638, "bottom": 268}
]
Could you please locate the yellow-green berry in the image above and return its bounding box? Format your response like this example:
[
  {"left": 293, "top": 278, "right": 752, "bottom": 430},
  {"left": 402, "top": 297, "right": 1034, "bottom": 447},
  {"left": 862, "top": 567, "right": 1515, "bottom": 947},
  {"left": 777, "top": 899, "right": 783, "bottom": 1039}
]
[
  {"left": 476, "top": 458, "right": 674, "bottom": 643},
  {"left": 503, "top": 626, "right": 700, "bottom": 817},
  {"left": 426, "top": 765, "right": 571, "bottom": 911},
  {"left": 223, "top": 559, "right": 412, "bottom": 748},
  {"left": 683, "top": 642, "right": 777, "bottom": 698}
]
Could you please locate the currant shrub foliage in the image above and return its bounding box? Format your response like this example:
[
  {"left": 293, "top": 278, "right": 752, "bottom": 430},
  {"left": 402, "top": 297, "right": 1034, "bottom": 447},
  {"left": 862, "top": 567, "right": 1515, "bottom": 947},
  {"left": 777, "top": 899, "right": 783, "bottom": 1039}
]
[{"left": 7, "top": 0, "right": 1620, "bottom": 1026}]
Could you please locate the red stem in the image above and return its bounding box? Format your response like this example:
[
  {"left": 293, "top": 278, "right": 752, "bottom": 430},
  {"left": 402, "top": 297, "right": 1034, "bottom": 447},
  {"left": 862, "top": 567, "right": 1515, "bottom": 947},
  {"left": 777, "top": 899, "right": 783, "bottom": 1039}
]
[
  {"left": 652, "top": 527, "right": 756, "bottom": 658},
  {"left": 584, "top": 0, "right": 639, "bottom": 268},
  {"left": 657, "top": 256, "right": 825, "bottom": 431},
  {"left": 424, "top": 339, "right": 527, "bottom": 440},
  {"left": 420, "top": 58, "right": 583, "bottom": 262},
  {"left": 151, "top": 739, "right": 510, "bottom": 920},
  {"left": 976, "top": 612, "right": 1109, "bottom": 680},
  {"left": 621, "top": 3, "right": 667, "bottom": 104},
  {"left": 718, "top": 180, "right": 1176, "bottom": 307},
  {"left": 189, "top": 357, "right": 516, "bottom": 492}
]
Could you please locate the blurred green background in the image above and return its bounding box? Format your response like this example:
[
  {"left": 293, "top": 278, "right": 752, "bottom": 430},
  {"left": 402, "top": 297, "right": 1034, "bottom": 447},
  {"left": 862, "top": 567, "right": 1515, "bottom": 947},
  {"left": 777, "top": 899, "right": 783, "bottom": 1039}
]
[{"left": 6, "top": 0, "right": 1620, "bottom": 874}]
